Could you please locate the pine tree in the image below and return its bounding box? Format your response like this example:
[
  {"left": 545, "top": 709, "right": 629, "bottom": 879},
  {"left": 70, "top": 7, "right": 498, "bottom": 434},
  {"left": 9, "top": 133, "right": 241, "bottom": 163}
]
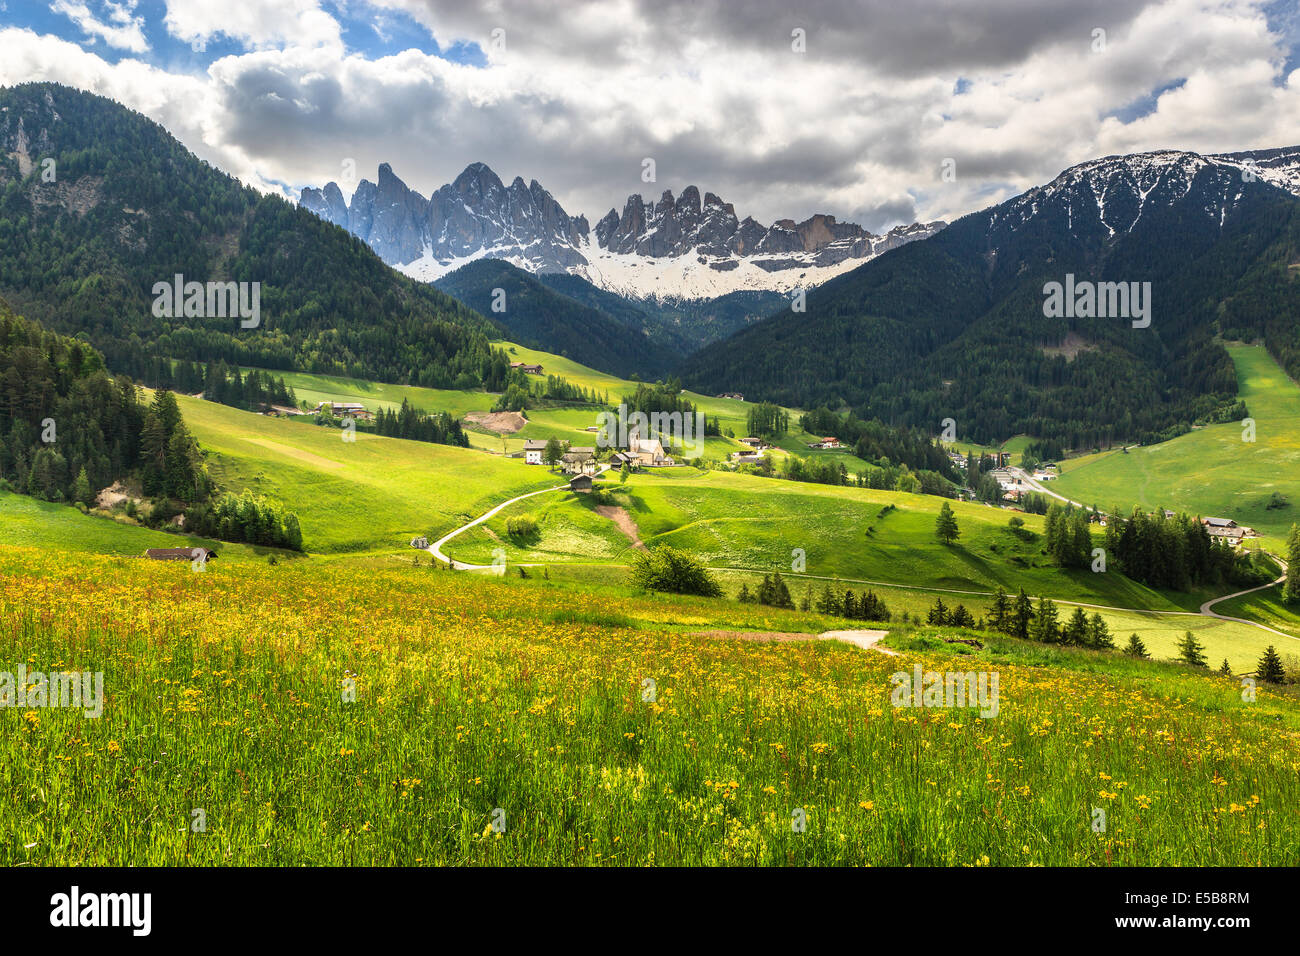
[
  {"left": 935, "top": 501, "right": 960, "bottom": 544},
  {"left": 988, "top": 586, "right": 1010, "bottom": 633},
  {"left": 1011, "top": 588, "right": 1033, "bottom": 639},
  {"left": 1061, "top": 606, "right": 1089, "bottom": 645},
  {"left": 1030, "top": 597, "right": 1060, "bottom": 643},
  {"left": 927, "top": 596, "right": 949, "bottom": 625},
  {"left": 1285, "top": 524, "right": 1300, "bottom": 605},
  {"left": 951, "top": 604, "right": 975, "bottom": 628},
  {"left": 1177, "top": 630, "right": 1207, "bottom": 668},
  {"left": 1256, "top": 645, "right": 1286, "bottom": 684},
  {"left": 843, "top": 590, "right": 858, "bottom": 619},
  {"left": 1124, "top": 633, "right": 1149, "bottom": 658},
  {"left": 1086, "top": 613, "right": 1114, "bottom": 649},
  {"left": 72, "top": 465, "right": 91, "bottom": 506},
  {"left": 1218, "top": 658, "right": 1232, "bottom": 676},
  {"left": 816, "top": 583, "right": 839, "bottom": 615},
  {"left": 773, "top": 571, "right": 793, "bottom": 609}
]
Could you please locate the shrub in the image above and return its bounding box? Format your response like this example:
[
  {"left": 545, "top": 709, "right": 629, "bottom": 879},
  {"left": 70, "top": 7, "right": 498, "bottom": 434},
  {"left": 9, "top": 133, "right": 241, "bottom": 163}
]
[
  {"left": 630, "top": 546, "right": 721, "bottom": 597},
  {"left": 506, "top": 514, "right": 539, "bottom": 539}
]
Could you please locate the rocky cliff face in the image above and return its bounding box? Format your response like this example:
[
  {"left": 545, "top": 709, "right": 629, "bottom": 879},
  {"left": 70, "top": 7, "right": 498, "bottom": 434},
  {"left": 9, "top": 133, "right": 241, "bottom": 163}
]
[
  {"left": 303, "top": 161, "right": 591, "bottom": 273},
  {"left": 300, "top": 161, "right": 945, "bottom": 299}
]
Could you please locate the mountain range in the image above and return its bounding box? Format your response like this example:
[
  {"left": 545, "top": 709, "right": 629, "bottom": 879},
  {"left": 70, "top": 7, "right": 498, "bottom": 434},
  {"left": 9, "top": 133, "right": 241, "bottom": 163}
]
[
  {"left": 682, "top": 145, "right": 1300, "bottom": 447},
  {"left": 300, "top": 162, "right": 945, "bottom": 301},
  {"left": 4, "top": 81, "right": 1300, "bottom": 455}
]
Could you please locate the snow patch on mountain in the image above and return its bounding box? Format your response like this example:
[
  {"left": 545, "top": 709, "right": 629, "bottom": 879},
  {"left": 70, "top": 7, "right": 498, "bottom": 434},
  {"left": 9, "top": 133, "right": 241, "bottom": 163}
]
[{"left": 304, "top": 162, "right": 944, "bottom": 302}]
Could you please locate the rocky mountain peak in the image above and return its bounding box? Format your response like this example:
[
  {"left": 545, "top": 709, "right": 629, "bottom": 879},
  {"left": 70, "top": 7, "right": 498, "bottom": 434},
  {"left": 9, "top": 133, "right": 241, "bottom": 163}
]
[{"left": 299, "top": 161, "right": 947, "bottom": 299}]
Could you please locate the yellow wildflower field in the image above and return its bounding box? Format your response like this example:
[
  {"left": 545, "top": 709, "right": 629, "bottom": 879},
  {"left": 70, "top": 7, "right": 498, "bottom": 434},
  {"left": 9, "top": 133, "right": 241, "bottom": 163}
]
[{"left": 2, "top": 546, "right": 1297, "bottom": 866}]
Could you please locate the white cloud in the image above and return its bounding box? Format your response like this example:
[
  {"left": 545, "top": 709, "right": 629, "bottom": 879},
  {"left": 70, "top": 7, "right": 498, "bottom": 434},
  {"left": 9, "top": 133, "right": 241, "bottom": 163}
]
[
  {"left": 51, "top": 0, "right": 149, "bottom": 53},
  {"left": 4, "top": 0, "right": 1298, "bottom": 232},
  {"left": 161, "top": 0, "right": 343, "bottom": 52}
]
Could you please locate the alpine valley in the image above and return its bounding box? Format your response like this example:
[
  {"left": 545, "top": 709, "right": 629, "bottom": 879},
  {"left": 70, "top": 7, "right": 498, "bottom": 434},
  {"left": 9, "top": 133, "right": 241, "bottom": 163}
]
[{"left": 3, "top": 76, "right": 1300, "bottom": 874}]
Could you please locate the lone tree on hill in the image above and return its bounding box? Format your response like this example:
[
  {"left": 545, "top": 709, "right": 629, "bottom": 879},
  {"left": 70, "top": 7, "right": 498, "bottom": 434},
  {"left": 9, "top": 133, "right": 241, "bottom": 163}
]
[
  {"left": 1218, "top": 658, "right": 1232, "bottom": 676},
  {"left": 1177, "top": 630, "right": 1207, "bottom": 668},
  {"left": 1124, "top": 633, "right": 1149, "bottom": 658},
  {"left": 1256, "top": 645, "right": 1286, "bottom": 684},
  {"left": 935, "top": 501, "right": 961, "bottom": 544}
]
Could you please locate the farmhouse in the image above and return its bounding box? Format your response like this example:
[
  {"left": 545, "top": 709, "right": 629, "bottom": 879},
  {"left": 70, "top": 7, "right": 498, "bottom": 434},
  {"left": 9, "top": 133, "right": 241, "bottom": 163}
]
[
  {"left": 562, "top": 447, "right": 599, "bottom": 475},
  {"left": 718, "top": 392, "right": 744, "bottom": 401},
  {"left": 611, "top": 450, "right": 639, "bottom": 470},
  {"left": 732, "top": 451, "right": 764, "bottom": 464},
  {"left": 738, "top": 437, "right": 771, "bottom": 450},
  {"left": 522, "top": 438, "right": 548, "bottom": 465},
  {"left": 315, "top": 401, "right": 371, "bottom": 421},
  {"left": 568, "top": 473, "right": 593, "bottom": 494},
  {"left": 145, "top": 547, "right": 216, "bottom": 561},
  {"left": 1201, "top": 516, "right": 1257, "bottom": 542},
  {"left": 510, "top": 362, "right": 543, "bottom": 375},
  {"left": 807, "top": 437, "right": 844, "bottom": 450}
]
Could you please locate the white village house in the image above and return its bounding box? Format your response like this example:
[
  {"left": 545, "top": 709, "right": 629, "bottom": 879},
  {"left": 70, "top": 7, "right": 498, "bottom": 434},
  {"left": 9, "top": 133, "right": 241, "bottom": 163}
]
[{"left": 523, "top": 438, "right": 548, "bottom": 465}]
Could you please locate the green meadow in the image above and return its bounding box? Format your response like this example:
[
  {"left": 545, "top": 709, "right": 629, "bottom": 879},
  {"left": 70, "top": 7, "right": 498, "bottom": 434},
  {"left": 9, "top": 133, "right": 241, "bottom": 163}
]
[
  {"left": 1054, "top": 345, "right": 1300, "bottom": 542},
  {"left": 4, "top": 548, "right": 1296, "bottom": 866},
  {"left": 4, "top": 340, "right": 1293, "bottom": 677},
  {"left": 172, "top": 394, "right": 554, "bottom": 553}
]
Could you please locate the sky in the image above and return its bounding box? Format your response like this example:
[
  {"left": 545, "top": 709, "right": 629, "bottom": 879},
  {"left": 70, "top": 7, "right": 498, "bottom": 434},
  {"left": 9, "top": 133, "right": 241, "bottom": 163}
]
[{"left": 1, "top": 0, "right": 1298, "bottom": 233}]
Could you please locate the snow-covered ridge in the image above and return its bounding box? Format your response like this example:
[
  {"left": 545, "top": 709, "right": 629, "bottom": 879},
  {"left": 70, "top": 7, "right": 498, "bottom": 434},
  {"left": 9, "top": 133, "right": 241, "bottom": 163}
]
[
  {"left": 301, "top": 161, "right": 944, "bottom": 302},
  {"left": 986, "top": 146, "right": 1300, "bottom": 239}
]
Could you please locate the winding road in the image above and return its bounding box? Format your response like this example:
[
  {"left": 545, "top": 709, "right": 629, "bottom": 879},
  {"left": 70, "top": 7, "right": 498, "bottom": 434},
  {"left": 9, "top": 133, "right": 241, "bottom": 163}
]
[
  {"left": 1199, "top": 572, "right": 1295, "bottom": 640},
  {"left": 428, "top": 467, "right": 1296, "bottom": 643}
]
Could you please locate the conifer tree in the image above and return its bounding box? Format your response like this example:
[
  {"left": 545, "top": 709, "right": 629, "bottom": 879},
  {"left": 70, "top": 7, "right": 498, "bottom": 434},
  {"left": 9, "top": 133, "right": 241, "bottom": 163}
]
[
  {"left": 1256, "top": 645, "right": 1285, "bottom": 684},
  {"left": 1177, "top": 630, "right": 1207, "bottom": 667},
  {"left": 1030, "top": 596, "right": 1060, "bottom": 643},
  {"left": 1124, "top": 633, "right": 1149, "bottom": 658},
  {"left": 935, "top": 501, "right": 960, "bottom": 544}
]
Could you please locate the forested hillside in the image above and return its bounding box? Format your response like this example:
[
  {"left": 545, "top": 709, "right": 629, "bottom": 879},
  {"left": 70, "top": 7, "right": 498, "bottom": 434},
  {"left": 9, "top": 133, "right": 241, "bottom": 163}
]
[
  {"left": 0, "top": 83, "right": 510, "bottom": 390},
  {"left": 0, "top": 300, "right": 207, "bottom": 505},
  {"left": 435, "top": 259, "right": 679, "bottom": 379},
  {"left": 683, "top": 151, "right": 1300, "bottom": 449}
]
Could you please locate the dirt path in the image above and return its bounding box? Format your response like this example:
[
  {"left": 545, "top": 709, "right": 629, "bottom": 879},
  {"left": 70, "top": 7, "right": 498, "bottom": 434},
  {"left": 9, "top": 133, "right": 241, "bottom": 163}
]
[
  {"left": 595, "top": 505, "right": 645, "bottom": 550},
  {"left": 430, "top": 465, "right": 610, "bottom": 570},
  {"left": 694, "top": 628, "right": 897, "bottom": 655},
  {"left": 818, "top": 629, "right": 897, "bottom": 654},
  {"left": 463, "top": 410, "right": 527, "bottom": 434}
]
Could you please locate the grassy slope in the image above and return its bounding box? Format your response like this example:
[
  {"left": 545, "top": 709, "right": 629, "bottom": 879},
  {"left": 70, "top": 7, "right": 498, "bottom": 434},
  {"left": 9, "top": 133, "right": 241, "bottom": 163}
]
[
  {"left": 257, "top": 342, "right": 899, "bottom": 470},
  {"left": 0, "top": 490, "right": 273, "bottom": 562},
  {"left": 173, "top": 395, "right": 555, "bottom": 553},
  {"left": 1054, "top": 345, "right": 1300, "bottom": 542},
  {"left": 4, "top": 546, "right": 1296, "bottom": 866}
]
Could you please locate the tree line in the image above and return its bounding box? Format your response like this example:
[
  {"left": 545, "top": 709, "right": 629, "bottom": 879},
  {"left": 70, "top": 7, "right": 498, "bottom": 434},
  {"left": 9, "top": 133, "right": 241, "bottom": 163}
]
[{"left": 183, "top": 490, "right": 303, "bottom": 551}]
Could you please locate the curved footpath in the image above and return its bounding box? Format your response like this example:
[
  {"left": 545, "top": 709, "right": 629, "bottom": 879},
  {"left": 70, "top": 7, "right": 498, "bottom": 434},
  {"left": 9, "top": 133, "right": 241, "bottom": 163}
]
[{"left": 427, "top": 465, "right": 608, "bottom": 571}]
